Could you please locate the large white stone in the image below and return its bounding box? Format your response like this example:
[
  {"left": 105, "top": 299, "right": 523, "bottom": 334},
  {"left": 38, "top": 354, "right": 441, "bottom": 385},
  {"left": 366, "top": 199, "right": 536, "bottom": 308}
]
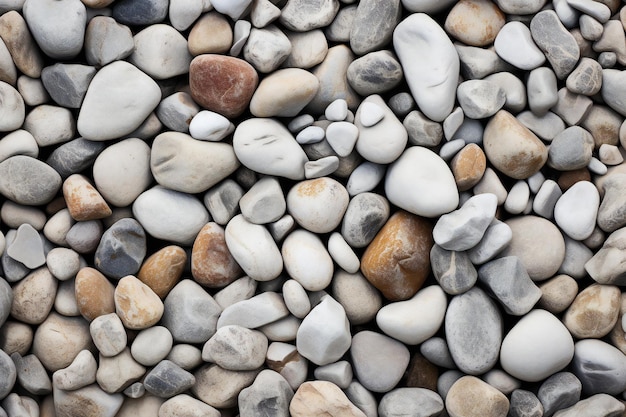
[
  {"left": 385, "top": 146, "right": 459, "bottom": 217},
  {"left": 554, "top": 180, "right": 599, "bottom": 241},
  {"left": 393, "top": 13, "right": 459, "bottom": 122},
  {"left": 500, "top": 309, "right": 575, "bottom": 382},
  {"left": 376, "top": 285, "right": 447, "bottom": 345},
  {"left": 282, "top": 229, "right": 333, "bottom": 291}
]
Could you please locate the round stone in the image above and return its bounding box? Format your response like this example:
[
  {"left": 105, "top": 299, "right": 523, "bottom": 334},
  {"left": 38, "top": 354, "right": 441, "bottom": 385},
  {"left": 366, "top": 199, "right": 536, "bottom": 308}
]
[
  {"left": 114, "top": 275, "right": 164, "bottom": 330},
  {"left": 282, "top": 229, "right": 333, "bottom": 291},
  {"left": 32, "top": 312, "right": 92, "bottom": 372},
  {"left": 249, "top": 68, "right": 319, "bottom": 118},
  {"left": 191, "top": 222, "right": 242, "bottom": 289},
  {"left": 445, "top": 0, "right": 505, "bottom": 46},
  {"left": 446, "top": 376, "right": 510, "bottom": 417},
  {"left": 286, "top": 177, "right": 349, "bottom": 234},
  {"left": 75, "top": 267, "right": 115, "bottom": 321},
  {"left": 563, "top": 283, "right": 620, "bottom": 339}
]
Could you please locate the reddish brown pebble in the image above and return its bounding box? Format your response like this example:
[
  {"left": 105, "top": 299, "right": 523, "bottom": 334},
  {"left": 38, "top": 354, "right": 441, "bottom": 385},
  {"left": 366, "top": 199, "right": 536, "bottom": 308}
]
[
  {"left": 137, "top": 245, "right": 187, "bottom": 299},
  {"left": 558, "top": 168, "right": 591, "bottom": 191},
  {"left": 189, "top": 54, "right": 258, "bottom": 118},
  {"left": 191, "top": 222, "right": 242, "bottom": 288},
  {"left": 63, "top": 174, "right": 112, "bottom": 221},
  {"left": 360, "top": 210, "right": 434, "bottom": 301},
  {"left": 75, "top": 267, "right": 115, "bottom": 321},
  {"left": 450, "top": 143, "right": 487, "bottom": 192}
]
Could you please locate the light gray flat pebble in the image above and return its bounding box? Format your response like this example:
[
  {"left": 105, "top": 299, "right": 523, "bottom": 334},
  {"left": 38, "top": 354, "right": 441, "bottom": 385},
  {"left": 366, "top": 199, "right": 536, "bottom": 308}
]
[
  {"left": 494, "top": 22, "right": 545, "bottom": 71},
  {"left": 217, "top": 291, "right": 288, "bottom": 329},
  {"left": 52, "top": 350, "right": 97, "bottom": 391},
  {"left": 530, "top": 10, "right": 580, "bottom": 79},
  {"left": 238, "top": 370, "right": 293, "bottom": 417},
  {"left": 239, "top": 176, "right": 285, "bottom": 225},
  {"left": 131, "top": 326, "right": 173, "bottom": 367},
  {"left": 143, "top": 360, "right": 196, "bottom": 398},
  {"left": 313, "top": 361, "right": 353, "bottom": 389},
  {"left": 304, "top": 155, "right": 340, "bottom": 179},
  {"left": 517, "top": 111, "right": 566, "bottom": 142},
  {"left": 296, "top": 125, "right": 325, "bottom": 145},
  {"left": 533, "top": 179, "right": 562, "bottom": 219},
  {"left": 7, "top": 223, "right": 45, "bottom": 269},
  {"left": 559, "top": 237, "right": 593, "bottom": 279},
  {"left": 89, "top": 313, "right": 127, "bottom": 358},
  {"left": 166, "top": 344, "right": 203, "bottom": 371}
]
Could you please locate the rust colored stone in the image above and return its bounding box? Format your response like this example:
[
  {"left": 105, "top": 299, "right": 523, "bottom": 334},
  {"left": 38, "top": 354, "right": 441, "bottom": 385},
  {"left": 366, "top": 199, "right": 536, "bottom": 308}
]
[
  {"left": 63, "top": 174, "right": 112, "bottom": 221},
  {"left": 137, "top": 245, "right": 187, "bottom": 299},
  {"left": 189, "top": 54, "right": 258, "bottom": 118},
  {"left": 360, "top": 210, "right": 434, "bottom": 301},
  {"left": 75, "top": 267, "right": 115, "bottom": 321},
  {"left": 191, "top": 222, "right": 242, "bottom": 288},
  {"left": 450, "top": 143, "right": 487, "bottom": 191}
]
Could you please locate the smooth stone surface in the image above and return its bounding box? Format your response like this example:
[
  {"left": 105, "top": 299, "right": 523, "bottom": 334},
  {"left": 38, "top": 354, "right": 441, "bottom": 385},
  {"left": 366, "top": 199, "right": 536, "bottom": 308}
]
[
  {"left": 445, "top": 287, "right": 502, "bottom": 375},
  {"left": 457, "top": 79, "right": 506, "bottom": 119},
  {"left": 131, "top": 326, "right": 173, "bottom": 366},
  {"left": 572, "top": 339, "right": 626, "bottom": 395},
  {"left": 287, "top": 177, "right": 349, "bottom": 233},
  {"left": 379, "top": 388, "right": 444, "bottom": 417},
  {"left": 552, "top": 394, "right": 625, "bottom": 417},
  {"left": 530, "top": 10, "right": 580, "bottom": 79},
  {"left": 446, "top": 376, "right": 510, "bottom": 417},
  {"left": 217, "top": 291, "right": 288, "bottom": 329},
  {"left": 77, "top": 61, "right": 161, "bottom": 141},
  {"left": 347, "top": 51, "right": 403, "bottom": 96},
  {"left": 249, "top": 68, "right": 319, "bottom": 118},
  {"left": 584, "top": 227, "right": 626, "bottom": 285},
  {"left": 114, "top": 275, "right": 164, "bottom": 330},
  {"left": 501, "top": 309, "right": 575, "bottom": 382},
  {"left": 289, "top": 380, "right": 365, "bottom": 417},
  {"left": 32, "top": 312, "right": 92, "bottom": 372},
  {"left": 341, "top": 192, "right": 390, "bottom": 248},
  {"left": 239, "top": 370, "right": 293, "bottom": 417},
  {"left": 75, "top": 267, "right": 115, "bottom": 321},
  {"left": 94, "top": 218, "right": 146, "bottom": 280},
  {"left": 6, "top": 223, "right": 45, "bottom": 269},
  {"left": 282, "top": 229, "right": 333, "bottom": 291},
  {"left": 204, "top": 325, "right": 267, "bottom": 371},
  {"left": 431, "top": 245, "right": 478, "bottom": 295},
  {"left": 385, "top": 146, "right": 459, "bottom": 217},
  {"left": 509, "top": 389, "right": 544, "bottom": 417},
  {"left": 393, "top": 13, "right": 459, "bottom": 122},
  {"left": 143, "top": 360, "right": 196, "bottom": 398},
  {"left": 537, "top": 372, "right": 581, "bottom": 417},
  {"left": 242, "top": 25, "right": 292, "bottom": 73},
  {"left": 160, "top": 394, "right": 220, "bottom": 417},
  {"left": 548, "top": 126, "right": 594, "bottom": 171},
  {"left": 0, "top": 156, "right": 61, "bottom": 206},
  {"left": 10, "top": 267, "right": 56, "bottom": 325},
  {"left": 494, "top": 21, "right": 545, "bottom": 70},
  {"left": 129, "top": 24, "right": 192, "bottom": 80},
  {"left": 53, "top": 384, "right": 123, "bottom": 417},
  {"left": 538, "top": 274, "right": 579, "bottom": 314},
  {"left": 332, "top": 271, "right": 382, "bottom": 326},
  {"left": 41, "top": 64, "right": 95, "bottom": 109},
  {"left": 89, "top": 313, "right": 127, "bottom": 358},
  {"left": 96, "top": 347, "right": 146, "bottom": 394},
  {"left": 554, "top": 181, "right": 599, "bottom": 240},
  {"left": 84, "top": 16, "right": 134, "bottom": 67}
]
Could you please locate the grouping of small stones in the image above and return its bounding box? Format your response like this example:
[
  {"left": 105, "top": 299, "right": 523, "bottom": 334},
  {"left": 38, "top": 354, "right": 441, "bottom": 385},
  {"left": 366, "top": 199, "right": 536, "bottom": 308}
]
[{"left": 3, "top": 0, "right": 626, "bottom": 416}]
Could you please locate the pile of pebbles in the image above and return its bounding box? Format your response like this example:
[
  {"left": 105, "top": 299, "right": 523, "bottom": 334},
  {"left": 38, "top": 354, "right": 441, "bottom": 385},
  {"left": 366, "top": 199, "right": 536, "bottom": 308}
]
[{"left": 3, "top": 0, "right": 626, "bottom": 415}]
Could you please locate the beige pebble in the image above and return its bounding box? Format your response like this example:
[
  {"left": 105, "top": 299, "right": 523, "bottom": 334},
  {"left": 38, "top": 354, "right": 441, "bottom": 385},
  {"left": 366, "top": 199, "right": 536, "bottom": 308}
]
[
  {"left": 538, "top": 274, "right": 579, "bottom": 314},
  {"left": 188, "top": 12, "right": 233, "bottom": 56},
  {"left": 63, "top": 174, "right": 112, "bottom": 222},
  {"left": 563, "top": 283, "right": 621, "bottom": 338},
  {"left": 445, "top": 0, "right": 505, "bottom": 47},
  {"left": 10, "top": 267, "right": 57, "bottom": 324},
  {"left": 446, "top": 375, "right": 509, "bottom": 417},
  {"left": 290, "top": 380, "right": 366, "bottom": 417},
  {"left": 32, "top": 312, "right": 92, "bottom": 372},
  {"left": 114, "top": 275, "right": 164, "bottom": 330}
]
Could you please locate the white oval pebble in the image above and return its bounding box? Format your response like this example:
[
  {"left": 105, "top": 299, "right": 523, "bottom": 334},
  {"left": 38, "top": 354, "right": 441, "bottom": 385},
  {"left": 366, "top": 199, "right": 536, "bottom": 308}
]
[
  {"left": 327, "top": 232, "right": 360, "bottom": 274},
  {"left": 554, "top": 180, "right": 599, "bottom": 241},
  {"left": 282, "top": 229, "right": 333, "bottom": 291},
  {"left": 282, "top": 279, "right": 311, "bottom": 319},
  {"left": 325, "top": 121, "right": 359, "bottom": 157},
  {"left": 189, "top": 110, "right": 234, "bottom": 142}
]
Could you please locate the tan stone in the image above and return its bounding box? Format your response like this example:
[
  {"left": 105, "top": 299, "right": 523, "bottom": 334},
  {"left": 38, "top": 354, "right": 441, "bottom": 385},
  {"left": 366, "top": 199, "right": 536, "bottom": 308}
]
[
  {"left": 10, "top": 267, "right": 57, "bottom": 324},
  {"left": 538, "top": 274, "right": 578, "bottom": 314},
  {"left": 450, "top": 143, "right": 487, "bottom": 191},
  {"left": 446, "top": 376, "right": 509, "bottom": 417},
  {"left": 610, "top": 293, "right": 626, "bottom": 354},
  {"left": 445, "top": 0, "right": 505, "bottom": 46},
  {"left": 114, "top": 275, "right": 163, "bottom": 330},
  {"left": 137, "top": 245, "right": 186, "bottom": 299},
  {"left": 483, "top": 110, "right": 548, "bottom": 179},
  {"left": 249, "top": 68, "right": 320, "bottom": 118},
  {"left": 289, "top": 381, "right": 367, "bottom": 417},
  {"left": 191, "top": 223, "right": 242, "bottom": 288},
  {"left": 75, "top": 267, "right": 115, "bottom": 321},
  {"left": 192, "top": 364, "right": 258, "bottom": 409},
  {"left": 32, "top": 312, "right": 92, "bottom": 372},
  {"left": 0, "top": 321, "right": 33, "bottom": 356},
  {"left": 188, "top": 12, "right": 233, "bottom": 56},
  {"left": 0, "top": 11, "right": 44, "bottom": 78},
  {"left": 360, "top": 210, "right": 433, "bottom": 301},
  {"left": 563, "top": 283, "right": 621, "bottom": 339},
  {"left": 63, "top": 174, "right": 112, "bottom": 221}
]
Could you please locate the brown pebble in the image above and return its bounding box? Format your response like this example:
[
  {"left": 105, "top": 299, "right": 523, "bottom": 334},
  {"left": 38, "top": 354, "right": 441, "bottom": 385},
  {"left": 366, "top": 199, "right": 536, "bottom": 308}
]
[
  {"left": 75, "top": 267, "right": 116, "bottom": 321},
  {"left": 188, "top": 12, "right": 233, "bottom": 56},
  {"left": 361, "top": 210, "right": 433, "bottom": 301},
  {"left": 63, "top": 174, "right": 112, "bottom": 221},
  {"left": 189, "top": 54, "right": 258, "bottom": 119},
  {"left": 192, "top": 222, "right": 242, "bottom": 288},
  {"left": 114, "top": 275, "right": 164, "bottom": 330},
  {"left": 404, "top": 353, "right": 439, "bottom": 392},
  {"left": 0, "top": 11, "right": 44, "bottom": 78},
  {"left": 137, "top": 245, "right": 187, "bottom": 299},
  {"left": 450, "top": 143, "right": 487, "bottom": 191},
  {"left": 444, "top": 0, "right": 505, "bottom": 47},
  {"left": 537, "top": 274, "right": 578, "bottom": 314},
  {"left": 558, "top": 168, "right": 591, "bottom": 191}
]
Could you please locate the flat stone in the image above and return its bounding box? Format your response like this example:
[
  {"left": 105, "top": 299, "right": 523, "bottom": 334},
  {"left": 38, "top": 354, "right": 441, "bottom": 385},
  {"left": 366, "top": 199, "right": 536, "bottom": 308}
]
[
  {"left": 77, "top": 61, "right": 161, "bottom": 141},
  {"left": 350, "top": 0, "right": 400, "bottom": 55},
  {"left": 385, "top": 146, "right": 459, "bottom": 217},
  {"left": 0, "top": 156, "right": 61, "bottom": 206},
  {"left": 41, "top": 63, "right": 95, "bottom": 108},
  {"left": 484, "top": 72, "right": 528, "bottom": 113},
  {"left": 501, "top": 309, "right": 574, "bottom": 382},
  {"left": 530, "top": 10, "right": 580, "bottom": 79},
  {"left": 495, "top": 22, "right": 545, "bottom": 70},
  {"left": 189, "top": 54, "right": 258, "bottom": 118},
  {"left": 11, "top": 352, "right": 51, "bottom": 396},
  {"left": 6, "top": 223, "right": 45, "bottom": 269},
  {"left": 517, "top": 111, "right": 565, "bottom": 141},
  {"left": 431, "top": 245, "right": 477, "bottom": 295},
  {"left": 279, "top": 0, "right": 339, "bottom": 31},
  {"left": 445, "top": 287, "right": 502, "bottom": 375},
  {"left": 379, "top": 388, "right": 444, "bottom": 417},
  {"left": 404, "top": 110, "right": 443, "bottom": 147},
  {"left": 89, "top": 313, "right": 126, "bottom": 357},
  {"left": 217, "top": 291, "right": 288, "bottom": 329},
  {"left": 361, "top": 210, "right": 433, "bottom": 301},
  {"left": 446, "top": 376, "right": 510, "bottom": 417},
  {"left": 552, "top": 394, "right": 625, "bottom": 417},
  {"left": 393, "top": 13, "right": 459, "bottom": 122},
  {"left": 249, "top": 68, "right": 318, "bottom": 118},
  {"left": 572, "top": 339, "right": 626, "bottom": 395}
]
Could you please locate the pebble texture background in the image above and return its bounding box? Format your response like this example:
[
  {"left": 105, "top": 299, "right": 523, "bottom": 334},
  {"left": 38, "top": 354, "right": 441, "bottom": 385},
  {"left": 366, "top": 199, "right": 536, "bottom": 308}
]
[{"left": 1, "top": 0, "right": 626, "bottom": 416}]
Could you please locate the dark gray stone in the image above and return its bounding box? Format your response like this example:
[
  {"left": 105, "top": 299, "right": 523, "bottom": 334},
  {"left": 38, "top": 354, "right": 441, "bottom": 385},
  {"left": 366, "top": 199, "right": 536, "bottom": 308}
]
[
  {"left": 162, "top": 279, "right": 222, "bottom": 344},
  {"left": 143, "top": 360, "right": 195, "bottom": 398},
  {"left": 548, "top": 126, "right": 594, "bottom": 171},
  {"left": 444, "top": 286, "right": 502, "bottom": 375},
  {"left": 350, "top": 0, "right": 401, "bottom": 55},
  {"left": 347, "top": 50, "right": 403, "bottom": 96},
  {"left": 238, "top": 369, "right": 293, "bottom": 417},
  {"left": 477, "top": 256, "right": 542, "bottom": 316},
  {"left": 378, "top": 387, "right": 444, "bottom": 417},
  {"left": 430, "top": 245, "right": 477, "bottom": 295},
  {"left": 11, "top": 352, "right": 52, "bottom": 395},
  {"left": 0, "top": 349, "right": 16, "bottom": 400},
  {"left": 509, "top": 389, "right": 544, "bottom": 417},
  {"left": 0, "top": 278, "right": 12, "bottom": 327},
  {"left": 46, "top": 138, "right": 106, "bottom": 179},
  {"left": 598, "top": 174, "right": 626, "bottom": 233},
  {"left": 341, "top": 192, "right": 390, "bottom": 248},
  {"left": 112, "top": 0, "right": 168, "bottom": 25},
  {"left": 0, "top": 156, "right": 62, "bottom": 206},
  {"left": 94, "top": 218, "right": 146, "bottom": 279},
  {"left": 530, "top": 10, "right": 580, "bottom": 79},
  {"left": 41, "top": 63, "right": 96, "bottom": 108},
  {"left": 538, "top": 372, "right": 582, "bottom": 417}
]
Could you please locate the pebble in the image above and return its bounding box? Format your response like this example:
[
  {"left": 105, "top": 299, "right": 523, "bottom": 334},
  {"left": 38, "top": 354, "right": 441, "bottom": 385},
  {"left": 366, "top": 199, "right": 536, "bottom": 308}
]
[
  {"left": 136, "top": 245, "right": 185, "bottom": 299},
  {"left": 346, "top": 162, "right": 385, "bottom": 196},
  {"left": 41, "top": 64, "right": 95, "bottom": 109},
  {"left": 213, "top": 277, "right": 257, "bottom": 310},
  {"left": 0, "top": 321, "right": 33, "bottom": 357},
  {"left": 160, "top": 394, "right": 220, "bottom": 417},
  {"left": 564, "top": 283, "right": 620, "bottom": 340},
  {"left": 217, "top": 291, "right": 288, "bottom": 329},
  {"left": 162, "top": 279, "right": 222, "bottom": 344},
  {"left": 0, "top": 350, "right": 16, "bottom": 399},
  {"left": 93, "top": 218, "right": 146, "bottom": 279},
  {"left": 114, "top": 275, "right": 164, "bottom": 330},
  {"left": 89, "top": 313, "right": 127, "bottom": 358},
  {"left": 385, "top": 146, "right": 459, "bottom": 217},
  {"left": 243, "top": 25, "right": 292, "bottom": 73},
  {"left": 517, "top": 111, "right": 565, "bottom": 141},
  {"left": 188, "top": 12, "right": 233, "bottom": 56},
  {"left": 501, "top": 309, "right": 574, "bottom": 382},
  {"left": 290, "top": 380, "right": 365, "bottom": 417},
  {"left": 554, "top": 394, "right": 626, "bottom": 417},
  {"left": 530, "top": 10, "right": 580, "bottom": 79},
  {"left": 129, "top": 24, "right": 191, "bottom": 80},
  {"left": 584, "top": 227, "right": 626, "bottom": 285},
  {"left": 554, "top": 180, "right": 599, "bottom": 240},
  {"left": 239, "top": 370, "right": 293, "bottom": 417},
  {"left": 131, "top": 326, "right": 173, "bottom": 367},
  {"left": 75, "top": 267, "right": 115, "bottom": 322},
  {"left": 96, "top": 347, "right": 146, "bottom": 393},
  {"left": 394, "top": 13, "right": 458, "bottom": 122},
  {"left": 296, "top": 295, "right": 351, "bottom": 366},
  {"left": 143, "top": 360, "right": 196, "bottom": 398},
  {"left": 450, "top": 143, "right": 487, "bottom": 192},
  {"left": 354, "top": 95, "right": 406, "bottom": 164},
  {"left": 538, "top": 275, "right": 579, "bottom": 314},
  {"left": 527, "top": 67, "right": 559, "bottom": 116},
  {"left": 597, "top": 174, "right": 626, "bottom": 232},
  {"left": 445, "top": 287, "right": 502, "bottom": 375},
  {"left": 483, "top": 110, "right": 548, "bottom": 179},
  {"left": 77, "top": 61, "right": 161, "bottom": 141},
  {"left": 203, "top": 325, "right": 267, "bottom": 371},
  {"left": 32, "top": 312, "right": 92, "bottom": 372},
  {"left": 537, "top": 372, "right": 582, "bottom": 417},
  {"left": 433, "top": 193, "right": 497, "bottom": 251},
  {"left": 282, "top": 229, "right": 333, "bottom": 291},
  {"left": 431, "top": 245, "right": 478, "bottom": 294},
  {"left": 166, "top": 344, "right": 203, "bottom": 371},
  {"left": 445, "top": 0, "right": 505, "bottom": 46},
  {"left": 192, "top": 364, "right": 258, "bottom": 408},
  {"left": 403, "top": 110, "right": 443, "bottom": 147},
  {"left": 500, "top": 216, "right": 566, "bottom": 281},
  {"left": 250, "top": 68, "right": 318, "bottom": 118},
  {"left": 376, "top": 285, "right": 447, "bottom": 345},
  {"left": 52, "top": 384, "right": 124, "bottom": 417},
  {"left": 331, "top": 271, "right": 382, "bottom": 325},
  {"left": 286, "top": 177, "right": 348, "bottom": 233},
  {"left": 361, "top": 210, "right": 433, "bottom": 301},
  {"left": 10, "top": 267, "right": 57, "bottom": 325},
  {"left": 379, "top": 388, "right": 444, "bottom": 417},
  {"left": 341, "top": 192, "right": 389, "bottom": 248},
  {"left": 495, "top": 22, "right": 545, "bottom": 71},
  {"left": 11, "top": 352, "right": 51, "bottom": 395},
  {"left": 548, "top": 126, "right": 594, "bottom": 171},
  {"left": 0, "top": 156, "right": 61, "bottom": 206},
  {"left": 188, "top": 110, "right": 233, "bottom": 142},
  {"left": 446, "top": 376, "right": 510, "bottom": 417},
  {"left": 346, "top": 51, "right": 403, "bottom": 96},
  {"left": 6, "top": 223, "right": 45, "bottom": 269},
  {"left": 0, "top": 11, "right": 44, "bottom": 78},
  {"left": 572, "top": 339, "right": 626, "bottom": 395},
  {"left": 510, "top": 389, "right": 544, "bottom": 417},
  {"left": 111, "top": 0, "right": 168, "bottom": 25},
  {"left": 84, "top": 16, "right": 134, "bottom": 67}
]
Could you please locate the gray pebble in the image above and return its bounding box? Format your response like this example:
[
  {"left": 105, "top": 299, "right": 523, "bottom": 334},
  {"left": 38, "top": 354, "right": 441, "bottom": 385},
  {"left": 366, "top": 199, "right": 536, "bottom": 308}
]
[
  {"left": 347, "top": 50, "right": 403, "bottom": 96},
  {"left": 123, "top": 382, "right": 145, "bottom": 399},
  {"left": 455, "top": 44, "right": 512, "bottom": 80},
  {"left": 89, "top": 313, "right": 127, "bottom": 358},
  {"left": 451, "top": 117, "right": 484, "bottom": 144},
  {"left": 430, "top": 245, "right": 477, "bottom": 295},
  {"left": 341, "top": 192, "right": 390, "bottom": 248},
  {"left": 484, "top": 71, "right": 527, "bottom": 113},
  {"left": 0, "top": 278, "right": 11, "bottom": 327},
  {"left": 552, "top": 394, "right": 625, "bottom": 417},
  {"left": 559, "top": 236, "right": 593, "bottom": 279},
  {"left": 238, "top": 369, "right": 293, "bottom": 417},
  {"left": 144, "top": 360, "right": 196, "bottom": 398},
  {"left": 46, "top": 138, "right": 105, "bottom": 180},
  {"left": 41, "top": 63, "right": 96, "bottom": 108},
  {"left": 548, "top": 126, "right": 594, "bottom": 170},
  {"left": 538, "top": 372, "right": 582, "bottom": 417},
  {"left": 533, "top": 179, "right": 562, "bottom": 219},
  {"left": 302, "top": 138, "right": 361, "bottom": 178},
  {"left": 527, "top": 67, "right": 559, "bottom": 116},
  {"left": 2, "top": 231, "right": 30, "bottom": 283},
  {"left": 566, "top": 57, "right": 602, "bottom": 96},
  {"left": 162, "top": 279, "right": 222, "bottom": 344},
  {"left": 0, "top": 349, "right": 16, "bottom": 399},
  {"left": 202, "top": 325, "right": 268, "bottom": 371},
  {"left": 378, "top": 388, "right": 444, "bottom": 417},
  {"left": 85, "top": 16, "right": 135, "bottom": 67},
  {"left": 11, "top": 353, "right": 52, "bottom": 395},
  {"left": 239, "top": 176, "right": 286, "bottom": 225},
  {"left": 530, "top": 10, "right": 580, "bottom": 79},
  {"left": 420, "top": 337, "right": 456, "bottom": 369},
  {"left": 598, "top": 174, "right": 626, "bottom": 232},
  {"left": 203, "top": 179, "right": 243, "bottom": 226},
  {"left": 6, "top": 223, "right": 45, "bottom": 269},
  {"left": 457, "top": 79, "right": 505, "bottom": 119},
  {"left": 112, "top": 0, "right": 168, "bottom": 25},
  {"left": 324, "top": 4, "right": 355, "bottom": 42},
  {"left": 131, "top": 326, "right": 173, "bottom": 367},
  {"left": 0, "top": 156, "right": 61, "bottom": 206},
  {"left": 517, "top": 111, "right": 566, "bottom": 141},
  {"left": 403, "top": 110, "right": 443, "bottom": 147},
  {"left": 350, "top": 0, "right": 401, "bottom": 55},
  {"left": 437, "top": 370, "right": 464, "bottom": 401},
  {"left": 510, "top": 389, "right": 544, "bottom": 417},
  {"left": 66, "top": 220, "right": 103, "bottom": 254},
  {"left": 552, "top": 87, "right": 593, "bottom": 126},
  {"left": 94, "top": 218, "right": 146, "bottom": 279},
  {"left": 572, "top": 339, "right": 626, "bottom": 395},
  {"left": 388, "top": 92, "right": 415, "bottom": 118}
]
